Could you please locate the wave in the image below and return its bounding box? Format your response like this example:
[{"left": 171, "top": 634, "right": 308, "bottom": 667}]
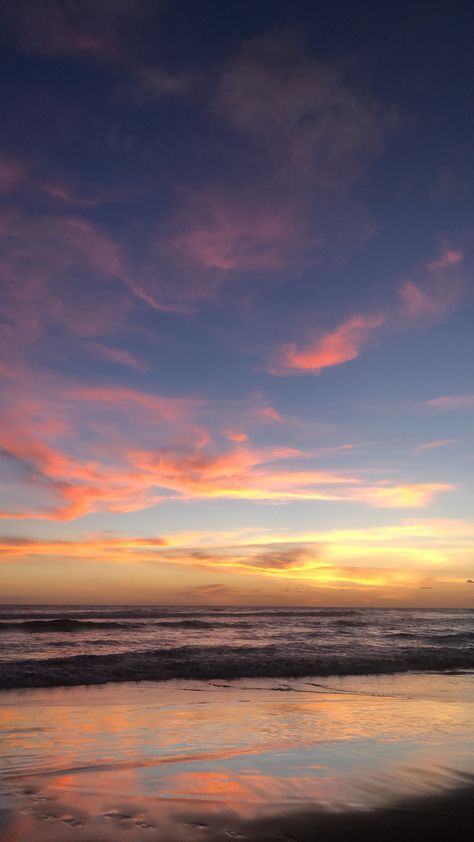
[
  {"left": 0, "top": 617, "right": 253, "bottom": 633},
  {"left": 0, "top": 619, "right": 139, "bottom": 633},
  {"left": 1, "top": 643, "right": 473, "bottom": 690},
  {"left": 152, "top": 619, "right": 251, "bottom": 629}
]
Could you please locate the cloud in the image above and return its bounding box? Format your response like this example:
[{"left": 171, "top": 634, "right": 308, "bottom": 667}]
[
  {"left": 427, "top": 249, "right": 463, "bottom": 271},
  {"left": 0, "top": 214, "right": 132, "bottom": 345},
  {"left": 169, "top": 195, "right": 311, "bottom": 274},
  {"left": 271, "top": 244, "right": 463, "bottom": 376},
  {"left": 215, "top": 31, "right": 381, "bottom": 182},
  {"left": 89, "top": 343, "right": 148, "bottom": 371},
  {"left": 398, "top": 277, "right": 461, "bottom": 323},
  {"left": 0, "top": 534, "right": 168, "bottom": 558},
  {"left": 0, "top": 29, "right": 386, "bottom": 316},
  {"left": 353, "top": 483, "right": 454, "bottom": 508},
  {"left": 3, "top": 519, "right": 472, "bottom": 603},
  {"left": 0, "top": 209, "right": 191, "bottom": 359},
  {"left": 399, "top": 247, "right": 463, "bottom": 323},
  {"left": 416, "top": 438, "right": 459, "bottom": 453},
  {"left": 424, "top": 395, "right": 474, "bottom": 411},
  {"left": 271, "top": 314, "right": 384, "bottom": 375},
  {"left": 0, "top": 374, "right": 455, "bottom": 520},
  {"left": 241, "top": 547, "right": 318, "bottom": 571},
  {"left": 2, "top": 528, "right": 456, "bottom": 594},
  {"left": 224, "top": 430, "right": 248, "bottom": 443},
  {"left": 160, "top": 32, "right": 383, "bottom": 298},
  {"left": 187, "top": 583, "right": 235, "bottom": 598}
]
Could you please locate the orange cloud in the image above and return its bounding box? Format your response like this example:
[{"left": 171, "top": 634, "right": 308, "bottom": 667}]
[
  {"left": 224, "top": 430, "right": 248, "bottom": 442},
  {"left": 2, "top": 528, "right": 470, "bottom": 601},
  {"left": 1, "top": 419, "right": 453, "bottom": 520},
  {"left": 272, "top": 314, "right": 384, "bottom": 374},
  {"left": 0, "top": 373, "right": 456, "bottom": 521}
]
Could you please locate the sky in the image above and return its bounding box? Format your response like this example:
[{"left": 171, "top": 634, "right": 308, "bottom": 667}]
[{"left": 0, "top": 0, "right": 473, "bottom": 606}]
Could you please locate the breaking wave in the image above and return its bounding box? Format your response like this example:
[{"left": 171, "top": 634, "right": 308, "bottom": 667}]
[{"left": 1, "top": 643, "right": 473, "bottom": 690}]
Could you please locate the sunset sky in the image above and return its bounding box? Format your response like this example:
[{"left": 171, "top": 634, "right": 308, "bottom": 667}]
[{"left": 0, "top": 0, "right": 473, "bottom": 606}]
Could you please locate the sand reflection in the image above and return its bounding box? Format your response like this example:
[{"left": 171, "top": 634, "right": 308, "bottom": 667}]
[{"left": 0, "top": 674, "right": 473, "bottom": 841}]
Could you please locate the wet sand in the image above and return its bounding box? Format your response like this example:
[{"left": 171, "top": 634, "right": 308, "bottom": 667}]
[{"left": 1, "top": 673, "right": 473, "bottom": 841}]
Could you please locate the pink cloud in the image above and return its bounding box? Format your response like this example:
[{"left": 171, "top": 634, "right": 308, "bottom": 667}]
[
  {"left": 399, "top": 247, "right": 463, "bottom": 323},
  {"left": 427, "top": 249, "right": 463, "bottom": 271},
  {"left": 67, "top": 385, "right": 202, "bottom": 424},
  {"left": 0, "top": 214, "right": 132, "bottom": 344},
  {"left": 398, "top": 278, "right": 460, "bottom": 322},
  {"left": 254, "top": 404, "right": 286, "bottom": 423},
  {"left": 156, "top": 32, "right": 383, "bottom": 303},
  {"left": 170, "top": 197, "right": 309, "bottom": 273},
  {"left": 272, "top": 314, "right": 385, "bottom": 375}
]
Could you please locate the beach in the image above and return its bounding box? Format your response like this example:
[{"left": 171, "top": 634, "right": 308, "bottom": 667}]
[
  {"left": 1, "top": 673, "right": 473, "bottom": 841},
  {"left": 2, "top": 0, "right": 473, "bottom": 837}
]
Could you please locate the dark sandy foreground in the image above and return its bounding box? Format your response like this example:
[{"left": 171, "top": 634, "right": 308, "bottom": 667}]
[{"left": 1, "top": 675, "right": 473, "bottom": 841}]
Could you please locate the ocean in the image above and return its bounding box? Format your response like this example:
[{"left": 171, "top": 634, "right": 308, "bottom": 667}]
[
  {"left": 1, "top": 605, "right": 473, "bottom": 689},
  {"left": 1, "top": 605, "right": 474, "bottom": 840}
]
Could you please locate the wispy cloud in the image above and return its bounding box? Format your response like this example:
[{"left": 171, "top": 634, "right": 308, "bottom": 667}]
[
  {"left": 427, "top": 249, "right": 463, "bottom": 271},
  {"left": 416, "top": 438, "right": 459, "bottom": 453},
  {"left": 399, "top": 247, "right": 463, "bottom": 323},
  {"left": 159, "top": 31, "right": 383, "bottom": 301},
  {"left": 0, "top": 214, "right": 131, "bottom": 345},
  {"left": 89, "top": 343, "right": 148, "bottom": 371},
  {"left": 424, "top": 395, "right": 474, "bottom": 411},
  {"left": 0, "top": 369, "right": 456, "bottom": 521}
]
